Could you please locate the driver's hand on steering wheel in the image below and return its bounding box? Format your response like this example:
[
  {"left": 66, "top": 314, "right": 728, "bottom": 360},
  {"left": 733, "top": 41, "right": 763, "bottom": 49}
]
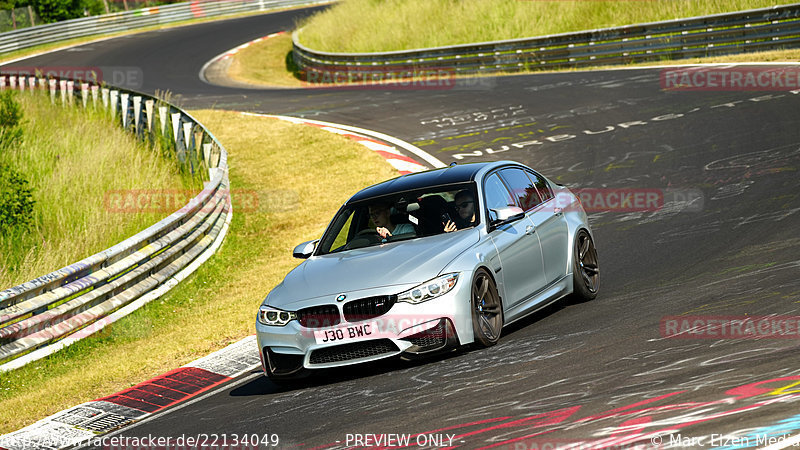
[{"left": 376, "top": 227, "right": 392, "bottom": 239}]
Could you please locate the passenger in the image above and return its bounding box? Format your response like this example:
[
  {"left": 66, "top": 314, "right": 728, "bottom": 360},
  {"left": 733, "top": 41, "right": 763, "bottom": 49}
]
[
  {"left": 444, "top": 190, "right": 477, "bottom": 232},
  {"left": 369, "top": 202, "right": 415, "bottom": 239}
]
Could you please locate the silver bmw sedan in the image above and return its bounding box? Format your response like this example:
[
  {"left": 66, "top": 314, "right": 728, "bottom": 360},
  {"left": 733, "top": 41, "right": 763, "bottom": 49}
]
[{"left": 256, "top": 160, "right": 598, "bottom": 382}]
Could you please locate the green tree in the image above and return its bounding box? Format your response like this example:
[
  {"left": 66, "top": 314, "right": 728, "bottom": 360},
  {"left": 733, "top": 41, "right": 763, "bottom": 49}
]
[{"left": 32, "top": 0, "right": 86, "bottom": 23}]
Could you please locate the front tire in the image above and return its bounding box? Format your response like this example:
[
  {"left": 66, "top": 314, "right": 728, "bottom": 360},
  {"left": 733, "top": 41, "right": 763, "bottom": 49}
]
[
  {"left": 470, "top": 268, "right": 503, "bottom": 347},
  {"left": 571, "top": 229, "right": 599, "bottom": 301}
]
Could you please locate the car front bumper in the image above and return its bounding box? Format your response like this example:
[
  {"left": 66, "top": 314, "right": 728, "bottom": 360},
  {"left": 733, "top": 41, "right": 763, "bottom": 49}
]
[{"left": 256, "top": 279, "right": 473, "bottom": 377}]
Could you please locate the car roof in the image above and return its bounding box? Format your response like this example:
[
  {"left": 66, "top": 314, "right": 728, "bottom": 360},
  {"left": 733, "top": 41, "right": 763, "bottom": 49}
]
[{"left": 347, "top": 161, "right": 517, "bottom": 203}]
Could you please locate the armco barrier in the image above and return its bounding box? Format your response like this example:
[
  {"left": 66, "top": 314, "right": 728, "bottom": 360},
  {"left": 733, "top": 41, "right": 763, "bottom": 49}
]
[
  {"left": 0, "top": 74, "right": 231, "bottom": 372},
  {"left": 292, "top": 3, "right": 800, "bottom": 79},
  {"left": 0, "top": 0, "right": 330, "bottom": 56}
]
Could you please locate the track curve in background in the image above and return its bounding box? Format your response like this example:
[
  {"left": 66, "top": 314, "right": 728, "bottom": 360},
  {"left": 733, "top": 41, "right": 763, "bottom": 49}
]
[{"left": 5, "top": 7, "right": 800, "bottom": 449}]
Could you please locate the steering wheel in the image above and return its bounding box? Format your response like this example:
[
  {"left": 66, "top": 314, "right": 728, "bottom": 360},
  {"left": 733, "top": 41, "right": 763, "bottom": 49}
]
[{"left": 344, "top": 229, "right": 383, "bottom": 249}]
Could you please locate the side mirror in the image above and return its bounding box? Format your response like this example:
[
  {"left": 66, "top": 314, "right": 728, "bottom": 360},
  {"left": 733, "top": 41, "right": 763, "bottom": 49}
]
[
  {"left": 292, "top": 239, "right": 319, "bottom": 259},
  {"left": 489, "top": 206, "right": 525, "bottom": 228}
]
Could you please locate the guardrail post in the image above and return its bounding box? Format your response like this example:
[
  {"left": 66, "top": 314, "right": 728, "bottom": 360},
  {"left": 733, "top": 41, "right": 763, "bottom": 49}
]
[
  {"left": 171, "top": 112, "right": 181, "bottom": 145},
  {"left": 210, "top": 143, "right": 220, "bottom": 168},
  {"left": 183, "top": 121, "right": 194, "bottom": 172},
  {"left": 145, "top": 99, "right": 154, "bottom": 132},
  {"left": 172, "top": 112, "right": 184, "bottom": 162},
  {"left": 203, "top": 143, "right": 212, "bottom": 165},
  {"left": 102, "top": 87, "right": 109, "bottom": 108},
  {"left": 59, "top": 80, "right": 67, "bottom": 105},
  {"left": 193, "top": 128, "right": 204, "bottom": 164},
  {"left": 133, "top": 96, "right": 142, "bottom": 134},
  {"left": 81, "top": 83, "right": 89, "bottom": 108},
  {"left": 67, "top": 81, "right": 74, "bottom": 105},
  {"left": 159, "top": 106, "right": 168, "bottom": 134},
  {"left": 19, "top": 76, "right": 25, "bottom": 92},
  {"left": 91, "top": 85, "right": 98, "bottom": 106},
  {"left": 110, "top": 90, "right": 119, "bottom": 116},
  {"left": 120, "top": 93, "right": 130, "bottom": 129},
  {"left": 10, "top": 75, "right": 16, "bottom": 89},
  {"left": 0, "top": 76, "right": 5, "bottom": 90},
  {"left": 49, "top": 79, "right": 56, "bottom": 102}
]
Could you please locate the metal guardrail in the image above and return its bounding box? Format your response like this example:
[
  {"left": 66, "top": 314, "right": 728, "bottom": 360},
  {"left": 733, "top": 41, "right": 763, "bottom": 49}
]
[
  {"left": 0, "top": 0, "right": 330, "bottom": 56},
  {"left": 0, "top": 0, "right": 332, "bottom": 373},
  {"left": 292, "top": 3, "right": 800, "bottom": 78},
  {"left": 0, "top": 74, "right": 231, "bottom": 372}
]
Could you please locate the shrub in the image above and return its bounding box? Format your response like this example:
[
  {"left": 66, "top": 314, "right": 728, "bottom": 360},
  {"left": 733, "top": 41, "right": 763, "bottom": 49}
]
[
  {"left": 0, "top": 90, "right": 33, "bottom": 233},
  {"left": 0, "top": 163, "right": 35, "bottom": 233},
  {"left": 0, "top": 91, "right": 23, "bottom": 150}
]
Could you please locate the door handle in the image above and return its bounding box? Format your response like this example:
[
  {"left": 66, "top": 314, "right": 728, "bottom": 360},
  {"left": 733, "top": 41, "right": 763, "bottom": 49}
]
[
  {"left": 554, "top": 207, "right": 563, "bottom": 216},
  {"left": 526, "top": 225, "right": 535, "bottom": 235}
]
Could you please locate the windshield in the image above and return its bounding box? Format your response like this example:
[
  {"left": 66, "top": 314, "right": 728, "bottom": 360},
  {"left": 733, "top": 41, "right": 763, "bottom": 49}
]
[{"left": 316, "top": 183, "right": 479, "bottom": 255}]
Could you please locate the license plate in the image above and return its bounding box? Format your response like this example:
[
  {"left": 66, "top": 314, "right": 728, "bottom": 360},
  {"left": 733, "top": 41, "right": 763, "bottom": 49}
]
[{"left": 314, "top": 321, "right": 378, "bottom": 344}]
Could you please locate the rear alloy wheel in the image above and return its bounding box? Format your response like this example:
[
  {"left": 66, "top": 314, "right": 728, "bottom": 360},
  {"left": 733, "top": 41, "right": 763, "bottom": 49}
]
[
  {"left": 470, "top": 268, "right": 503, "bottom": 347},
  {"left": 572, "top": 229, "right": 599, "bottom": 301}
]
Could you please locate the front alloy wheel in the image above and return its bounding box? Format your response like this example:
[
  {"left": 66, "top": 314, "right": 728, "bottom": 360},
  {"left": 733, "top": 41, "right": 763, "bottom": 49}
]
[
  {"left": 470, "top": 268, "right": 503, "bottom": 347},
  {"left": 572, "top": 229, "right": 599, "bottom": 301}
]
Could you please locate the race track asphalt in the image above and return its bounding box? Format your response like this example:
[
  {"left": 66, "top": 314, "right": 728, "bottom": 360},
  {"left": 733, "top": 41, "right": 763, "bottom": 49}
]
[{"left": 6, "top": 7, "right": 800, "bottom": 449}]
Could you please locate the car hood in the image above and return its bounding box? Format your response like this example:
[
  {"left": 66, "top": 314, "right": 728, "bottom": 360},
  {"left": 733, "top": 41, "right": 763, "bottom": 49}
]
[{"left": 271, "top": 230, "right": 480, "bottom": 306}]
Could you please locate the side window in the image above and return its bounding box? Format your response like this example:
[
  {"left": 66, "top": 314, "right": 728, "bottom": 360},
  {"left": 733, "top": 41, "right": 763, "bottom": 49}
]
[
  {"left": 528, "top": 170, "right": 554, "bottom": 201},
  {"left": 499, "top": 168, "right": 542, "bottom": 211},
  {"left": 484, "top": 173, "right": 516, "bottom": 220}
]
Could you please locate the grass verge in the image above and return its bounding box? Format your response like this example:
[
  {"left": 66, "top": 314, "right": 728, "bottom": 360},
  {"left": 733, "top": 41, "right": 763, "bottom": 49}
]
[
  {"left": 0, "top": 111, "right": 398, "bottom": 434},
  {"left": 222, "top": 31, "right": 800, "bottom": 89},
  {"left": 226, "top": 33, "right": 304, "bottom": 88},
  {"left": 0, "top": 92, "right": 200, "bottom": 289},
  {"left": 296, "top": 0, "right": 787, "bottom": 53}
]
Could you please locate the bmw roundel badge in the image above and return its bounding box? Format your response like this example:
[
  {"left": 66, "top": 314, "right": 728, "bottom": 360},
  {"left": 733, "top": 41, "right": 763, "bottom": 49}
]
[{"left": 336, "top": 294, "right": 347, "bottom": 302}]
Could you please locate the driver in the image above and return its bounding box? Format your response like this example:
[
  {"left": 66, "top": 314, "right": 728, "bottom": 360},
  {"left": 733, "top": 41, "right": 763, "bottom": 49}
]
[
  {"left": 444, "top": 190, "right": 477, "bottom": 232},
  {"left": 369, "top": 202, "right": 414, "bottom": 239}
]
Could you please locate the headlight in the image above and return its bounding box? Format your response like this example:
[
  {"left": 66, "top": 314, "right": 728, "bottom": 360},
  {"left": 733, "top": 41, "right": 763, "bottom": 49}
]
[
  {"left": 258, "top": 305, "right": 296, "bottom": 326},
  {"left": 398, "top": 273, "right": 459, "bottom": 304}
]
